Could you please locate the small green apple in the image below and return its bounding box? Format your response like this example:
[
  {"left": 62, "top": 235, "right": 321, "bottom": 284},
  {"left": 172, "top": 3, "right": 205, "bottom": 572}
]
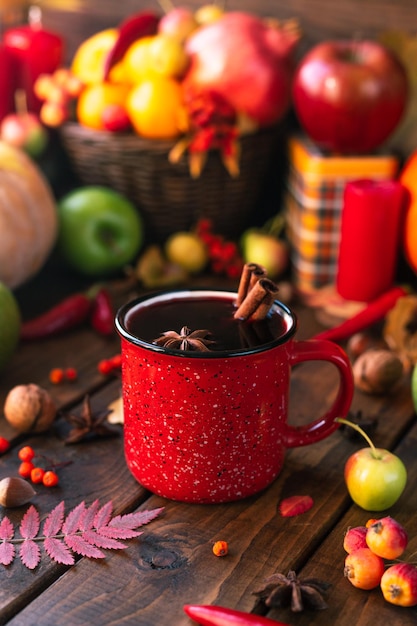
[
  {"left": 0, "top": 282, "right": 21, "bottom": 371},
  {"left": 240, "top": 229, "right": 289, "bottom": 279},
  {"left": 344, "top": 447, "right": 407, "bottom": 511},
  {"left": 57, "top": 186, "right": 144, "bottom": 276}
]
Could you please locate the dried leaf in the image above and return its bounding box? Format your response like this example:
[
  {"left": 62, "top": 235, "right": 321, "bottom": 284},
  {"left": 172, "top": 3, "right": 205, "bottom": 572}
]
[
  {"left": 0, "top": 516, "right": 14, "bottom": 540},
  {"left": 279, "top": 495, "right": 314, "bottom": 518},
  {"left": 20, "top": 540, "right": 41, "bottom": 569},
  {"left": 0, "top": 541, "right": 14, "bottom": 565},
  {"left": 0, "top": 500, "right": 163, "bottom": 569},
  {"left": 43, "top": 501, "right": 65, "bottom": 537},
  {"left": 44, "top": 537, "right": 74, "bottom": 565},
  {"left": 20, "top": 505, "right": 40, "bottom": 539}
]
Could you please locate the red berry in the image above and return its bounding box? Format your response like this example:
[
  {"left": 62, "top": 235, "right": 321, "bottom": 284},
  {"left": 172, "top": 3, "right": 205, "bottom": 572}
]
[
  {"left": 18, "top": 446, "right": 35, "bottom": 462},
  {"left": 19, "top": 461, "right": 35, "bottom": 478},
  {"left": 65, "top": 367, "right": 78, "bottom": 381},
  {"left": 109, "top": 354, "right": 122, "bottom": 369},
  {"left": 30, "top": 467, "right": 45, "bottom": 484},
  {"left": 0, "top": 437, "right": 10, "bottom": 454},
  {"left": 98, "top": 359, "right": 113, "bottom": 375},
  {"left": 43, "top": 470, "right": 59, "bottom": 487}
]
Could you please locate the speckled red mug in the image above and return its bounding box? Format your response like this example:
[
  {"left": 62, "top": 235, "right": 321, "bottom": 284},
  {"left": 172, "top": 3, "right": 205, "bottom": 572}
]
[{"left": 115, "top": 289, "right": 353, "bottom": 503}]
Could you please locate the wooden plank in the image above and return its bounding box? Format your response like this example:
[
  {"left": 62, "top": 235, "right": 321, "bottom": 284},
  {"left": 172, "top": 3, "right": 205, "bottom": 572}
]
[{"left": 3, "top": 352, "right": 414, "bottom": 625}]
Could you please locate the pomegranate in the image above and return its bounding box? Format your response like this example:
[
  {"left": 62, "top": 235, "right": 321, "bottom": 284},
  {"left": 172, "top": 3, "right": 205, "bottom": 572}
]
[{"left": 183, "top": 12, "right": 300, "bottom": 128}]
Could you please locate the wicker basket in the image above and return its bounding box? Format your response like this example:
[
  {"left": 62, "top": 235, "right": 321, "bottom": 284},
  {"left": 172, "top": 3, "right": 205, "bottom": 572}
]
[{"left": 60, "top": 122, "right": 284, "bottom": 243}]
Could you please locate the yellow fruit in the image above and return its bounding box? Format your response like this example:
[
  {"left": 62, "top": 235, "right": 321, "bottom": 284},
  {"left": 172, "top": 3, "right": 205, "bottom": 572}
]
[
  {"left": 194, "top": 4, "right": 224, "bottom": 25},
  {"left": 126, "top": 77, "right": 188, "bottom": 139},
  {"left": 165, "top": 232, "right": 208, "bottom": 274},
  {"left": 123, "top": 34, "right": 189, "bottom": 83},
  {"left": 76, "top": 82, "right": 129, "bottom": 130},
  {"left": 71, "top": 29, "right": 118, "bottom": 85},
  {"left": 122, "top": 36, "right": 154, "bottom": 84}
]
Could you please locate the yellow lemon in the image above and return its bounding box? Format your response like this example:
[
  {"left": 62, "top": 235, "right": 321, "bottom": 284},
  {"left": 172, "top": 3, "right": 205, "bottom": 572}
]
[
  {"left": 76, "top": 82, "right": 129, "bottom": 130},
  {"left": 71, "top": 29, "right": 118, "bottom": 85},
  {"left": 126, "top": 77, "right": 188, "bottom": 139}
]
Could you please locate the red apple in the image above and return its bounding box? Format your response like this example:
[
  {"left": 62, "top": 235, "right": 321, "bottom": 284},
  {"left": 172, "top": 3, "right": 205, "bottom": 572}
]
[
  {"left": 292, "top": 40, "right": 409, "bottom": 154},
  {"left": 366, "top": 516, "right": 408, "bottom": 560},
  {"left": 0, "top": 112, "right": 47, "bottom": 157},
  {"left": 158, "top": 7, "right": 199, "bottom": 42},
  {"left": 102, "top": 104, "right": 131, "bottom": 132}
]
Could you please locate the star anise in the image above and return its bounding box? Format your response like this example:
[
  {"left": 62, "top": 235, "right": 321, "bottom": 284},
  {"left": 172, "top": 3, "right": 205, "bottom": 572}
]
[
  {"left": 153, "top": 326, "right": 215, "bottom": 351},
  {"left": 62, "top": 395, "right": 120, "bottom": 444},
  {"left": 253, "top": 570, "right": 331, "bottom": 612}
]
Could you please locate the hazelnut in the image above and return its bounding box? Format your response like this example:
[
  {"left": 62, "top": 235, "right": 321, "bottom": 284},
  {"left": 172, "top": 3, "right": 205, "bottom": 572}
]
[
  {"left": 352, "top": 349, "right": 404, "bottom": 395},
  {"left": 0, "top": 476, "right": 36, "bottom": 507},
  {"left": 3, "top": 384, "right": 57, "bottom": 433}
]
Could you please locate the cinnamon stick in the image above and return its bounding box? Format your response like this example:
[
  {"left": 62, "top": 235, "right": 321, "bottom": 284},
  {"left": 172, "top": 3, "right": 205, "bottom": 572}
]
[
  {"left": 235, "top": 263, "right": 267, "bottom": 306},
  {"left": 234, "top": 278, "right": 279, "bottom": 321}
]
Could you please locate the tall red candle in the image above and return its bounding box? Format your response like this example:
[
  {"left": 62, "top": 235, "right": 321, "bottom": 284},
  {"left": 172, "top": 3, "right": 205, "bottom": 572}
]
[
  {"left": 3, "top": 7, "right": 64, "bottom": 113},
  {"left": 336, "top": 178, "right": 406, "bottom": 303}
]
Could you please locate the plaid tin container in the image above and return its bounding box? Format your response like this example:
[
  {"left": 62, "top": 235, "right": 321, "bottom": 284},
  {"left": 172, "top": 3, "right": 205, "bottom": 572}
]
[{"left": 285, "top": 134, "right": 399, "bottom": 295}]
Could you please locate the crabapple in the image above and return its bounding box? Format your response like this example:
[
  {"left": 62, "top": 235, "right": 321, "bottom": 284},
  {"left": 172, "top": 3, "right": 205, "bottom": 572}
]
[
  {"left": 366, "top": 516, "right": 408, "bottom": 560},
  {"left": 344, "top": 547, "right": 385, "bottom": 590},
  {"left": 343, "top": 526, "right": 367, "bottom": 554},
  {"left": 380, "top": 563, "right": 417, "bottom": 607}
]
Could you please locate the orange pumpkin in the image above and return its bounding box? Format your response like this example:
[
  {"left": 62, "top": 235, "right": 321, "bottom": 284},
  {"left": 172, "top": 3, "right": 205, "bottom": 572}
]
[
  {"left": 399, "top": 150, "right": 417, "bottom": 274},
  {"left": 0, "top": 142, "right": 58, "bottom": 289}
]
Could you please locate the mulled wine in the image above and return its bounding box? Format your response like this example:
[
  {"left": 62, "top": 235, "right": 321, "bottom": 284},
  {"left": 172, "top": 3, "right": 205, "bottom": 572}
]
[{"left": 123, "top": 291, "right": 292, "bottom": 352}]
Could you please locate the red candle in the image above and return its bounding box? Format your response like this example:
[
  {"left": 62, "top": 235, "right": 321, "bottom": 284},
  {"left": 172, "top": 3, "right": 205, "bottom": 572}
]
[
  {"left": 3, "top": 7, "right": 64, "bottom": 113},
  {"left": 336, "top": 178, "right": 406, "bottom": 303},
  {"left": 0, "top": 44, "right": 14, "bottom": 121}
]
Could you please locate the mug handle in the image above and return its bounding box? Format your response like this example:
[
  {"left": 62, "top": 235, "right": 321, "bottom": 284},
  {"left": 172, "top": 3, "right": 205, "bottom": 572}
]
[{"left": 282, "top": 339, "right": 354, "bottom": 448}]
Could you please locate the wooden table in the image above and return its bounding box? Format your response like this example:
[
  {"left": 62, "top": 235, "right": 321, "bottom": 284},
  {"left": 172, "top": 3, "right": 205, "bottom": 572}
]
[{"left": 1, "top": 259, "right": 416, "bottom": 626}]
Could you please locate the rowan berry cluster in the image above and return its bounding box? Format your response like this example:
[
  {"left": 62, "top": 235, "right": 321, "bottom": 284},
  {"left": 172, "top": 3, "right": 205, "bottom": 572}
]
[
  {"left": 195, "top": 219, "right": 243, "bottom": 279},
  {"left": 343, "top": 516, "right": 417, "bottom": 607},
  {"left": 49, "top": 367, "right": 78, "bottom": 384},
  {"left": 17, "top": 446, "right": 64, "bottom": 487},
  {"left": 97, "top": 354, "right": 122, "bottom": 376}
]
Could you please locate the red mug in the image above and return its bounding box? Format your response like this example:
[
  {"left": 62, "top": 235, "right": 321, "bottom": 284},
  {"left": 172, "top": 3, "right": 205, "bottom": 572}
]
[{"left": 115, "top": 289, "right": 353, "bottom": 503}]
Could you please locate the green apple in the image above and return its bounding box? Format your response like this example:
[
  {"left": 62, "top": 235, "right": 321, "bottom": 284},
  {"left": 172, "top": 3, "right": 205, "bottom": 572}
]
[
  {"left": 57, "top": 186, "right": 144, "bottom": 276},
  {"left": 240, "top": 229, "right": 289, "bottom": 279},
  {"left": 0, "top": 282, "right": 21, "bottom": 371},
  {"left": 344, "top": 447, "right": 407, "bottom": 511}
]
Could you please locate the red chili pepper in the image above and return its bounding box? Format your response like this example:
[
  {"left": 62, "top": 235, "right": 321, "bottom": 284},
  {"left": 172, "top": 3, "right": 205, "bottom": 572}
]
[
  {"left": 20, "top": 292, "right": 92, "bottom": 340},
  {"left": 311, "top": 285, "right": 409, "bottom": 343},
  {"left": 90, "top": 288, "right": 115, "bottom": 336},
  {"left": 183, "top": 605, "right": 290, "bottom": 626}
]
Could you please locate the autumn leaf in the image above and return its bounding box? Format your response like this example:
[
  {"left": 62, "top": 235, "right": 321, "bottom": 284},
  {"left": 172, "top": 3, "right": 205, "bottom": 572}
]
[
  {"left": 279, "top": 495, "right": 314, "bottom": 518},
  {"left": 0, "top": 500, "right": 164, "bottom": 570}
]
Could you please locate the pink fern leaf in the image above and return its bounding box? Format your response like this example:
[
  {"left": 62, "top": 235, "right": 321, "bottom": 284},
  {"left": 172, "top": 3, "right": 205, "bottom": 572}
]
[
  {"left": 0, "top": 515, "right": 14, "bottom": 540},
  {"left": 62, "top": 501, "right": 86, "bottom": 535},
  {"left": 79, "top": 500, "right": 100, "bottom": 531},
  {"left": 20, "top": 505, "right": 40, "bottom": 539},
  {"left": 93, "top": 500, "right": 113, "bottom": 529},
  {"left": 64, "top": 534, "right": 105, "bottom": 559},
  {"left": 44, "top": 537, "right": 75, "bottom": 565},
  {"left": 20, "top": 540, "right": 41, "bottom": 569},
  {"left": 43, "top": 501, "right": 65, "bottom": 537},
  {"left": 82, "top": 529, "right": 127, "bottom": 551},
  {"left": 109, "top": 507, "right": 164, "bottom": 530},
  {"left": 0, "top": 541, "right": 15, "bottom": 566},
  {"left": 98, "top": 526, "right": 142, "bottom": 540}
]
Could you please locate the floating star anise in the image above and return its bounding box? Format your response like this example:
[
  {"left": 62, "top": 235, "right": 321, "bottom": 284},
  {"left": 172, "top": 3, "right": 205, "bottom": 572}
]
[
  {"left": 62, "top": 395, "right": 120, "bottom": 444},
  {"left": 153, "top": 326, "right": 215, "bottom": 351},
  {"left": 253, "top": 570, "right": 331, "bottom": 612}
]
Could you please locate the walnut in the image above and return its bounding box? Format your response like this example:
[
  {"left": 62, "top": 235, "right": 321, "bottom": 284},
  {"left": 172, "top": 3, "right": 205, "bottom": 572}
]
[
  {"left": 4, "top": 383, "right": 57, "bottom": 433},
  {"left": 352, "top": 349, "right": 404, "bottom": 395}
]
